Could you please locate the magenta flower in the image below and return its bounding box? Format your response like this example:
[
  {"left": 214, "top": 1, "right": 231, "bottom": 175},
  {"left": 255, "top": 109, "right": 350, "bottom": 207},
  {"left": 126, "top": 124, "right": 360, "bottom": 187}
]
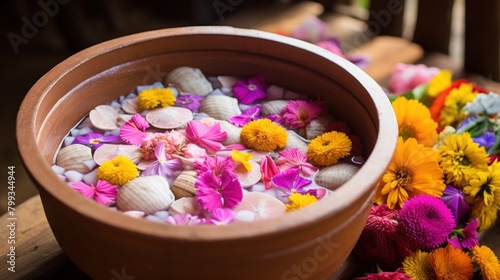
[
  {"left": 228, "top": 104, "right": 261, "bottom": 127},
  {"left": 194, "top": 155, "right": 235, "bottom": 176},
  {"left": 355, "top": 268, "right": 411, "bottom": 280},
  {"left": 208, "top": 208, "right": 234, "bottom": 225},
  {"left": 165, "top": 214, "right": 205, "bottom": 225},
  {"left": 271, "top": 168, "right": 313, "bottom": 197},
  {"left": 448, "top": 218, "right": 479, "bottom": 250},
  {"left": 232, "top": 74, "right": 268, "bottom": 104},
  {"left": 175, "top": 94, "right": 204, "bottom": 111},
  {"left": 398, "top": 195, "right": 455, "bottom": 249},
  {"left": 71, "top": 180, "right": 118, "bottom": 206},
  {"left": 185, "top": 120, "right": 227, "bottom": 153},
  {"left": 260, "top": 154, "right": 280, "bottom": 190},
  {"left": 441, "top": 184, "right": 470, "bottom": 225},
  {"left": 280, "top": 100, "right": 323, "bottom": 129},
  {"left": 195, "top": 170, "right": 243, "bottom": 211},
  {"left": 388, "top": 63, "right": 440, "bottom": 94},
  {"left": 142, "top": 142, "right": 182, "bottom": 178},
  {"left": 72, "top": 132, "right": 120, "bottom": 151},
  {"left": 276, "top": 148, "right": 318, "bottom": 176},
  {"left": 120, "top": 113, "right": 150, "bottom": 146}
]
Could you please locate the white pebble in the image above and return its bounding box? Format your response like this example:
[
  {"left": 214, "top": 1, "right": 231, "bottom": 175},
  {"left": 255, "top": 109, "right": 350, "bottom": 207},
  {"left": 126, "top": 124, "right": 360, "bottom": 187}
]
[
  {"left": 238, "top": 103, "right": 251, "bottom": 111},
  {"left": 168, "top": 86, "right": 179, "bottom": 97},
  {"left": 77, "top": 126, "right": 93, "bottom": 136},
  {"left": 77, "top": 117, "right": 93, "bottom": 128},
  {"left": 251, "top": 183, "right": 266, "bottom": 192},
  {"left": 83, "top": 169, "right": 98, "bottom": 185},
  {"left": 234, "top": 210, "right": 256, "bottom": 222},
  {"left": 209, "top": 88, "right": 225, "bottom": 96},
  {"left": 154, "top": 210, "right": 170, "bottom": 220},
  {"left": 83, "top": 160, "right": 97, "bottom": 170},
  {"left": 51, "top": 165, "right": 65, "bottom": 175},
  {"left": 146, "top": 215, "right": 164, "bottom": 223},
  {"left": 242, "top": 188, "right": 251, "bottom": 194},
  {"left": 266, "top": 84, "right": 285, "bottom": 100},
  {"left": 64, "top": 136, "right": 75, "bottom": 147},
  {"left": 137, "top": 82, "right": 164, "bottom": 93},
  {"left": 64, "top": 170, "right": 83, "bottom": 182},
  {"left": 105, "top": 129, "right": 120, "bottom": 136},
  {"left": 70, "top": 128, "right": 80, "bottom": 137},
  {"left": 126, "top": 93, "right": 137, "bottom": 99},
  {"left": 264, "top": 188, "right": 280, "bottom": 200},
  {"left": 110, "top": 100, "right": 122, "bottom": 109}
]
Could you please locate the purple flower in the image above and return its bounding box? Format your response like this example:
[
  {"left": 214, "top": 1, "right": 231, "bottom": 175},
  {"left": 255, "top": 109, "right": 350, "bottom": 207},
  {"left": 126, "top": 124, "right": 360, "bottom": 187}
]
[
  {"left": 271, "top": 168, "right": 313, "bottom": 197},
  {"left": 142, "top": 142, "right": 182, "bottom": 178},
  {"left": 449, "top": 218, "right": 479, "bottom": 250},
  {"left": 441, "top": 185, "right": 470, "bottom": 225},
  {"left": 228, "top": 104, "right": 261, "bottom": 127},
  {"left": 232, "top": 74, "right": 268, "bottom": 104},
  {"left": 175, "top": 94, "right": 204, "bottom": 111},
  {"left": 72, "top": 132, "right": 120, "bottom": 151},
  {"left": 473, "top": 131, "right": 496, "bottom": 148},
  {"left": 195, "top": 170, "right": 243, "bottom": 211}
]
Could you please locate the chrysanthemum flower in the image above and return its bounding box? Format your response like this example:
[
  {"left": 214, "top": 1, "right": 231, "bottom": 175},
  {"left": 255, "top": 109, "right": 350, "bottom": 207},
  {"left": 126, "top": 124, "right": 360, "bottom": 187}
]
[
  {"left": 285, "top": 192, "right": 317, "bottom": 212},
  {"left": 402, "top": 250, "right": 435, "bottom": 280},
  {"left": 71, "top": 180, "right": 118, "bottom": 206},
  {"left": 398, "top": 195, "right": 455, "bottom": 249},
  {"left": 97, "top": 155, "right": 139, "bottom": 185},
  {"left": 307, "top": 131, "right": 351, "bottom": 166},
  {"left": 471, "top": 245, "right": 500, "bottom": 280},
  {"left": 375, "top": 137, "right": 445, "bottom": 209},
  {"left": 195, "top": 170, "right": 243, "bottom": 211},
  {"left": 141, "top": 142, "right": 182, "bottom": 179},
  {"left": 438, "top": 132, "right": 489, "bottom": 187},
  {"left": 355, "top": 268, "right": 411, "bottom": 280},
  {"left": 137, "top": 87, "right": 176, "bottom": 111},
  {"left": 428, "top": 244, "right": 474, "bottom": 280},
  {"left": 392, "top": 97, "right": 438, "bottom": 147},
  {"left": 174, "top": 94, "right": 204, "bottom": 111},
  {"left": 280, "top": 100, "right": 323, "bottom": 129},
  {"left": 120, "top": 113, "right": 150, "bottom": 146},
  {"left": 232, "top": 74, "right": 268, "bottom": 104},
  {"left": 72, "top": 132, "right": 121, "bottom": 151},
  {"left": 464, "top": 160, "right": 500, "bottom": 207},
  {"left": 440, "top": 185, "right": 470, "bottom": 224},
  {"left": 439, "top": 83, "right": 478, "bottom": 127},
  {"left": 276, "top": 147, "right": 318, "bottom": 176},
  {"left": 470, "top": 199, "right": 499, "bottom": 231},
  {"left": 240, "top": 119, "right": 288, "bottom": 152},
  {"left": 230, "top": 149, "right": 253, "bottom": 172}
]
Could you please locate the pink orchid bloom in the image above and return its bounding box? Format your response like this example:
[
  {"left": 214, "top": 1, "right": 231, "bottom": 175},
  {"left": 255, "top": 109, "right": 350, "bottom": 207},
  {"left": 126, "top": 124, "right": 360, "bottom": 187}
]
[
  {"left": 276, "top": 148, "right": 318, "bottom": 176},
  {"left": 185, "top": 120, "right": 227, "bottom": 153},
  {"left": 71, "top": 180, "right": 118, "bottom": 206},
  {"left": 260, "top": 154, "right": 280, "bottom": 190},
  {"left": 120, "top": 113, "right": 150, "bottom": 146}
]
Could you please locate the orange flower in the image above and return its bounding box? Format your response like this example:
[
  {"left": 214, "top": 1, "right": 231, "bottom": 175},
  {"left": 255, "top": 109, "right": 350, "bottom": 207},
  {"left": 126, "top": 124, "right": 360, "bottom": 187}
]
[{"left": 428, "top": 244, "right": 473, "bottom": 280}]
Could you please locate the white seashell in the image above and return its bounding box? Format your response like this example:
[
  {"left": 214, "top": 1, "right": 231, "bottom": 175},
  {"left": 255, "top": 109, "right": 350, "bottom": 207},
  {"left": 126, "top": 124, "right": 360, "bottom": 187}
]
[
  {"left": 305, "top": 115, "right": 335, "bottom": 140},
  {"left": 260, "top": 100, "right": 289, "bottom": 116},
  {"left": 93, "top": 144, "right": 142, "bottom": 165},
  {"left": 56, "top": 144, "right": 94, "bottom": 173},
  {"left": 122, "top": 97, "right": 139, "bottom": 114},
  {"left": 285, "top": 131, "right": 309, "bottom": 154},
  {"left": 169, "top": 197, "right": 202, "bottom": 216},
  {"left": 64, "top": 170, "right": 83, "bottom": 183},
  {"left": 217, "top": 76, "right": 240, "bottom": 89},
  {"left": 198, "top": 95, "right": 241, "bottom": 120},
  {"left": 170, "top": 170, "right": 198, "bottom": 199},
  {"left": 314, "top": 163, "right": 360, "bottom": 190},
  {"left": 234, "top": 161, "right": 262, "bottom": 188},
  {"left": 217, "top": 121, "right": 241, "bottom": 145},
  {"left": 146, "top": 107, "right": 193, "bottom": 129},
  {"left": 89, "top": 105, "right": 120, "bottom": 130},
  {"left": 116, "top": 175, "right": 175, "bottom": 215},
  {"left": 165, "top": 67, "right": 213, "bottom": 96}
]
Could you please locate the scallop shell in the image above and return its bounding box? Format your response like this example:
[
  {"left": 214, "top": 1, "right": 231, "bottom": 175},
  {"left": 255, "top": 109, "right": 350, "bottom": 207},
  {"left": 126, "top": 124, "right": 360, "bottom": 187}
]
[
  {"left": 218, "top": 120, "right": 241, "bottom": 145},
  {"left": 314, "top": 163, "right": 360, "bottom": 190},
  {"left": 305, "top": 115, "right": 335, "bottom": 140},
  {"left": 169, "top": 197, "right": 202, "bottom": 216},
  {"left": 170, "top": 170, "right": 198, "bottom": 199},
  {"left": 165, "top": 67, "right": 213, "bottom": 96},
  {"left": 198, "top": 95, "right": 241, "bottom": 120},
  {"left": 93, "top": 144, "right": 142, "bottom": 165},
  {"left": 260, "top": 100, "right": 289, "bottom": 116},
  {"left": 146, "top": 107, "right": 193, "bottom": 129},
  {"left": 116, "top": 175, "right": 175, "bottom": 215},
  {"left": 122, "top": 97, "right": 139, "bottom": 114},
  {"left": 56, "top": 144, "right": 94, "bottom": 174},
  {"left": 284, "top": 131, "right": 309, "bottom": 154},
  {"left": 234, "top": 161, "right": 262, "bottom": 188},
  {"left": 89, "top": 105, "right": 120, "bottom": 130}
]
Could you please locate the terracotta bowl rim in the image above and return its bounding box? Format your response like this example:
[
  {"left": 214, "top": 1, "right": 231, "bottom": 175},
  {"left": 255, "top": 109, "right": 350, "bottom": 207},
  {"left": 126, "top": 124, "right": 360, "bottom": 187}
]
[{"left": 17, "top": 26, "right": 397, "bottom": 241}]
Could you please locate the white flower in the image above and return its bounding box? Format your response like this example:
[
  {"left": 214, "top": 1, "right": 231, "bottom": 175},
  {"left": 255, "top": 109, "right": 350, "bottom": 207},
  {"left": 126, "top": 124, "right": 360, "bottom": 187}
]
[{"left": 465, "top": 92, "right": 500, "bottom": 116}]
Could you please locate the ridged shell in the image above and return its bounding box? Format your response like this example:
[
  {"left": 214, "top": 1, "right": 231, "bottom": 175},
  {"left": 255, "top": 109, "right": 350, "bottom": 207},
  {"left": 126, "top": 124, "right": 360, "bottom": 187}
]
[
  {"left": 165, "top": 67, "right": 213, "bottom": 96},
  {"left": 56, "top": 144, "right": 94, "bottom": 173},
  {"left": 146, "top": 107, "right": 193, "bottom": 129},
  {"left": 260, "top": 100, "right": 289, "bottom": 116},
  {"left": 93, "top": 144, "right": 142, "bottom": 165},
  {"left": 218, "top": 120, "right": 241, "bottom": 145},
  {"left": 314, "top": 163, "right": 360, "bottom": 190},
  {"left": 122, "top": 97, "right": 139, "bottom": 114},
  {"left": 89, "top": 105, "right": 120, "bottom": 130},
  {"left": 170, "top": 170, "right": 198, "bottom": 199},
  {"left": 116, "top": 176, "right": 175, "bottom": 215},
  {"left": 305, "top": 115, "right": 335, "bottom": 140},
  {"left": 198, "top": 95, "right": 241, "bottom": 120},
  {"left": 284, "top": 131, "right": 309, "bottom": 154},
  {"left": 169, "top": 197, "right": 202, "bottom": 216}
]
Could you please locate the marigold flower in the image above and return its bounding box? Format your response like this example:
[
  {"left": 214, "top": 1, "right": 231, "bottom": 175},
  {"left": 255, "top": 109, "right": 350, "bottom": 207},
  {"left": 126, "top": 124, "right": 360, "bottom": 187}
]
[
  {"left": 471, "top": 245, "right": 500, "bottom": 280},
  {"left": 97, "top": 155, "right": 139, "bottom": 185},
  {"left": 392, "top": 97, "right": 438, "bottom": 147},
  {"left": 307, "top": 131, "right": 351, "bottom": 166},
  {"left": 240, "top": 119, "right": 287, "bottom": 152},
  {"left": 285, "top": 192, "right": 317, "bottom": 212},
  {"left": 439, "top": 83, "right": 478, "bottom": 127},
  {"left": 470, "top": 199, "right": 499, "bottom": 231},
  {"left": 402, "top": 250, "right": 435, "bottom": 280},
  {"left": 464, "top": 160, "right": 500, "bottom": 207},
  {"left": 137, "top": 87, "right": 176, "bottom": 111},
  {"left": 428, "top": 244, "right": 474, "bottom": 280},
  {"left": 280, "top": 100, "right": 323, "bottom": 129}
]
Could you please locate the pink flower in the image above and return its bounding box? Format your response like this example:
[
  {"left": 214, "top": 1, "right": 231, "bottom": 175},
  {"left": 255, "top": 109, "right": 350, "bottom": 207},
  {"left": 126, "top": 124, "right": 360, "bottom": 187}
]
[
  {"left": 388, "top": 63, "right": 440, "bottom": 94},
  {"left": 194, "top": 155, "right": 235, "bottom": 176},
  {"left": 355, "top": 268, "right": 411, "bottom": 280},
  {"left": 276, "top": 148, "right": 318, "bottom": 176},
  {"left": 316, "top": 38, "right": 344, "bottom": 57},
  {"left": 208, "top": 208, "right": 234, "bottom": 225},
  {"left": 165, "top": 214, "right": 205, "bottom": 225},
  {"left": 120, "top": 113, "right": 150, "bottom": 146},
  {"left": 233, "top": 74, "right": 268, "bottom": 104},
  {"left": 290, "top": 16, "right": 327, "bottom": 43},
  {"left": 185, "top": 120, "right": 227, "bottom": 153},
  {"left": 271, "top": 168, "right": 313, "bottom": 197},
  {"left": 195, "top": 170, "right": 243, "bottom": 211},
  {"left": 174, "top": 94, "right": 204, "bottom": 111},
  {"left": 71, "top": 180, "right": 118, "bottom": 206},
  {"left": 280, "top": 100, "right": 322, "bottom": 129},
  {"left": 183, "top": 143, "right": 207, "bottom": 159},
  {"left": 260, "top": 154, "right": 280, "bottom": 190},
  {"left": 448, "top": 218, "right": 479, "bottom": 250},
  {"left": 72, "top": 132, "right": 121, "bottom": 151},
  {"left": 140, "top": 132, "right": 185, "bottom": 161},
  {"left": 142, "top": 142, "right": 182, "bottom": 178},
  {"left": 228, "top": 104, "right": 261, "bottom": 127}
]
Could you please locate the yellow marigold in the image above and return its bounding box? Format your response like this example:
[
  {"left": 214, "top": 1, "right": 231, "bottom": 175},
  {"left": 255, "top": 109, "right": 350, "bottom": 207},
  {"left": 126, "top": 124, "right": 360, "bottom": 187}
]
[
  {"left": 392, "top": 97, "right": 438, "bottom": 147},
  {"left": 230, "top": 149, "right": 253, "bottom": 172},
  {"left": 428, "top": 244, "right": 474, "bottom": 280},
  {"left": 375, "top": 137, "right": 445, "bottom": 209},
  {"left": 97, "top": 155, "right": 138, "bottom": 185},
  {"left": 240, "top": 119, "right": 287, "bottom": 152},
  {"left": 137, "top": 88, "right": 176, "bottom": 111},
  {"left": 464, "top": 160, "right": 500, "bottom": 207},
  {"left": 439, "top": 83, "right": 478, "bottom": 127},
  {"left": 437, "top": 132, "right": 489, "bottom": 187},
  {"left": 402, "top": 250, "right": 435, "bottom": 280},
  {"left": 472, "top": 245, "right": 500, "bottom": 280},
  {"left": 307, "top": 131, "right": 351, "bottom": 166},
  {"left": 285, "top": 192, "right": 317, "bottom": 212},
  {"left": 470, "top": 200, "right": 499, "bottom": 231},
  {"left": 428, "top": 69, "right": 452, "bottom": 97}
]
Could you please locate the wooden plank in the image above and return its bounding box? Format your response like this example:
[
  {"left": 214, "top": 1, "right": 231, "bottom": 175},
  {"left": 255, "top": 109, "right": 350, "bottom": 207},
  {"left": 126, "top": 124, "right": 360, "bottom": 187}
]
[{"left": 368, "top": 0, "right": 406, "bottom": 37}]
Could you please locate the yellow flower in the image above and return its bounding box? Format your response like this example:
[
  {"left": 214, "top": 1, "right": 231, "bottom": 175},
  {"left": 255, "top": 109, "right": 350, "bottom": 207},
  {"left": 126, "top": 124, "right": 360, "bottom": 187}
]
[
  {"left": 402, "top": 250, "right": 435, "bottom": 280},
  {"left": 439, "top": 84, "right": 478, "bottom": 127},
  {"left": 392, "top": 97, "right": 438, "bottom": 147},
  {"left": 285, "top": 192, "right": 317, "bottom": 212},
  {"left": 307, "top": 131, "right": 351, "bottom": 166},
  {"left": 428, "top": 70, "right": 452, "bottom": 97},
  {"left": 470, "top": 200, "right": 499, "bottom": 231},
  {"left": 137, "top": 88, "right": 176, "bottom": 111},
  {"left": 472, "top": 245, "right": 500, "bottom": 280},
  {"left": 97, "top": 155, "right": 138, "bottom": 185},
  {"left": 375, "top": 137, "right": 445, "bottom": 209},
  {"left": 230, "top": 149, "right": 253, "bottom": 172},
  {"left": 428, "top": 244, "right": 474, "bottom": 280},
  {"left": 464, "top": 161, "right": 500, "bottom": 207},
  {"left": 240, "top": 119, "right": 288, "bottom": 152},
  {"left": 437, "top": 132, "right": 489, "bottom": 187}
]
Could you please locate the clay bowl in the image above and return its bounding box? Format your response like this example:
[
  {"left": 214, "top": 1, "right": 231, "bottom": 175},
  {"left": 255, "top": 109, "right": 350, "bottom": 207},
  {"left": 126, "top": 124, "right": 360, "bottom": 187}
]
[{"left": 17, "top": 26, "right": 397, "bottom": 279}]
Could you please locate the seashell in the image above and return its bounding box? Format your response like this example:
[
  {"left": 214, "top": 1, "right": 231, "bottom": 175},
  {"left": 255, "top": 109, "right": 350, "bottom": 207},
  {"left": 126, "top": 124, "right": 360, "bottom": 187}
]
[
  {"left": 89, "top": 105, "right": 120, "bottom": 130},
  {"left": 198, "top": 95, "right": 241, "bottom": 120},
  {"left": 217, "top": 76, "right": 240, "bottom": 89},
  {"left": 165, "top": 67, "right": 213, "bottom": 96},
  {"left": 116, "top": 175, "right": 175, "bottom": 215},
  {"left": 122, "top": 97, "right": 139, "bottom": 114},
  {"left": 305, "top": 115, "right": 335, "bottom": 140},
  {"left": 285, "top": 131, "right": 309, "bottom": 154},
  {"left": 234, "top": 161, "right": 262, "bottom": 188},
  {"left": 56, "top": 144, "right": 94, "bottom": 173},
  {"left": 116, "top": 114, "right": 134, "bottom": 126},
  {"left": 218, "top": 120, "right": 241, "bottom": 145},
  {"left": 233, "top": 192, "right": 286, "bottom": 221},
  {"left": 314, "top": 163, "right": 360, "bottom": 190},
  {"left": 146, "top": 107, "right": 193, "bottom": 129},
  {"left": 260, "top": 100, "right": 289, "bottom": 116},
  {"left": 93, "top": 144, "right": 142, "bottom": 165},
  {"left": 169, "top": 197, "right": 202, "bottom": 216},
  {"left": 170, "top": 170, "right": 198, "bottom": 199},
  {"left": 122, "top": 211, "right": 146, "bottom": 218},
  {"left": 266, "top": 85, "right": 308, "bottom": 101}
]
